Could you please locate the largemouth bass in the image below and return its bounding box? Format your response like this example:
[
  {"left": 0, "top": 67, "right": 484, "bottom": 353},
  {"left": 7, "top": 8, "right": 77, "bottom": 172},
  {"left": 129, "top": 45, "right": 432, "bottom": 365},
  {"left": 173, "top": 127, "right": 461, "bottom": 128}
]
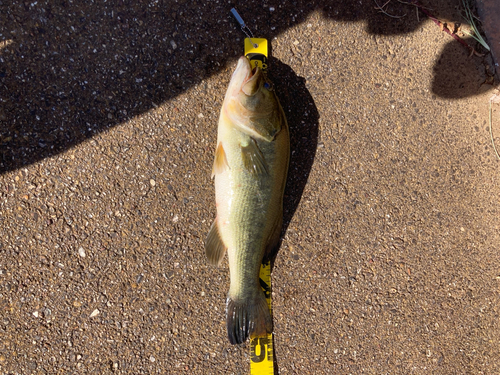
[{"left": 205, "top": 56, "right": 290, "bottom": 345}]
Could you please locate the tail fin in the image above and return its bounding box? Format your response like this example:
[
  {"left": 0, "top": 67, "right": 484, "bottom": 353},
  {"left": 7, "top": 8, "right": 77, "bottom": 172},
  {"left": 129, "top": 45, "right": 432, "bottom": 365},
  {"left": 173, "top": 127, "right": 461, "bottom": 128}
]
[{"left": 226, "top": 292, "right": 272, "bottom": 345}]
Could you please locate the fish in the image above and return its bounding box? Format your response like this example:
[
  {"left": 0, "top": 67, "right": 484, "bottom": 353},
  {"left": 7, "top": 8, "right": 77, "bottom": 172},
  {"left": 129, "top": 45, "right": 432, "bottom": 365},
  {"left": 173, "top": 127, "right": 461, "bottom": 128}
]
[{"left": 205, "top": 56, "right": 290, "bottom": 345}]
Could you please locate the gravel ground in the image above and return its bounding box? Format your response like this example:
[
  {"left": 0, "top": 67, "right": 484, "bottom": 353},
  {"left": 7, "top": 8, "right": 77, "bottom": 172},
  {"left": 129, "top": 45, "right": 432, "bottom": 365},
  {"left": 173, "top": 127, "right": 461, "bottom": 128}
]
[{"left": 1, "top": 0, "right": 499, "bottom": 374}]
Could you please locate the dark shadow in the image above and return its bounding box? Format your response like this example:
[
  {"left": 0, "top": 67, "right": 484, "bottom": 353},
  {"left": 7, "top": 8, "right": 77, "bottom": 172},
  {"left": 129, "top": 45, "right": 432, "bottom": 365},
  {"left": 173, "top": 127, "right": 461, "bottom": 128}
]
[
  {"left": 0, "top": 0, "right": 461, "bottom": 174},
  {"left": 269, "top": 58, "right": 319, "bottom": 238},
  {"left": 259, "top": 59, "right": 318, "bottom": 372},
  {"left": 432, "top": 37, "right": 495, "bottom": 98}
]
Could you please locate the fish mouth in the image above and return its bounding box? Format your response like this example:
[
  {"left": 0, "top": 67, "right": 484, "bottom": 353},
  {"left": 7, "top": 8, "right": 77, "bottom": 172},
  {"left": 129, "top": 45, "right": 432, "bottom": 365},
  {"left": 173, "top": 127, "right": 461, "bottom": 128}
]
[
  {"left": 236, "top": 57, "right": 263, "bottom": 96},
  {"left": 245, "top": 67, "right": 260, "bottom": 82},
  {"left": 235, "top": 56, "right": 253, "bottom": 83},
  {"left": 235, "top": 57, "right": 262, "bottom": 84},
  {"left": 242, "top": 68, "right": 262, "bottom": 96},
  {"left": 228, "top": 57, "right": 263, "bottom": 97}
]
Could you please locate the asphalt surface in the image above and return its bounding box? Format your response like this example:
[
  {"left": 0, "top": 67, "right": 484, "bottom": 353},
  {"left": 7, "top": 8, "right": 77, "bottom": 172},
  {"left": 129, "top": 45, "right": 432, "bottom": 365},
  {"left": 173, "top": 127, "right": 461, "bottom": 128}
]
[{"left": 1, "top": 0, "right": 500, "bottom": 374}]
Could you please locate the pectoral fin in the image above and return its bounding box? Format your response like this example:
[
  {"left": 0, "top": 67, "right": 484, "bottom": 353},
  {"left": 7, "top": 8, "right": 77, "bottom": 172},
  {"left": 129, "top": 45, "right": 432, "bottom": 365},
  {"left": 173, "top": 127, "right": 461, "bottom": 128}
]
[
  {"left": 205, "top": 220, "right": 226, "bottom": 266},
  {"left": 211, "top": 142, "right": 229, "bottom": 178},
  {"left": 241, "top": 138, "right": 268, "bottom": 176}
]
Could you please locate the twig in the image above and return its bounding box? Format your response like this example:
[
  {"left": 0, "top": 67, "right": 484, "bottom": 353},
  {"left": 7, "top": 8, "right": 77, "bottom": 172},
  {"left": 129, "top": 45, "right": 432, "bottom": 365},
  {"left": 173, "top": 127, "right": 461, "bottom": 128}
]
[
  {"left": 380, "top": 0, "right": 392, "bottom": 8},
  {"left": 397, "top": 0, "right": 432, "bottom": 10},
  {"left": 373, "top": 0, "right": 407, "bottom": 19},
  {"left": 409, "top": 0, "right": 483, "bottom": 56}
]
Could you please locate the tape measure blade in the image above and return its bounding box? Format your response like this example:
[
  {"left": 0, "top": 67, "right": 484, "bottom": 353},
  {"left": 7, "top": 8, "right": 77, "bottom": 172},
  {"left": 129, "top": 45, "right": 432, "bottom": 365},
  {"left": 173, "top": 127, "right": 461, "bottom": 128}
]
[
  {"left": 244, "top": 38, "right": 268, "bottom": 73},
  {"left": 250, "top": 261, "right": 274, "bottom": 374},
  {"left": 249, "top": 332, "right": 274, "bottom": 374}
]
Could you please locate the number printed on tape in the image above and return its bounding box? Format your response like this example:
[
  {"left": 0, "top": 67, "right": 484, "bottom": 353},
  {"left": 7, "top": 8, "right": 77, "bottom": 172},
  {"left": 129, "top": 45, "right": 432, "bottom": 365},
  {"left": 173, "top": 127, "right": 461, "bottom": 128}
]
[{"left": 250, "top": 261, "right": 274, "bottom": 374}]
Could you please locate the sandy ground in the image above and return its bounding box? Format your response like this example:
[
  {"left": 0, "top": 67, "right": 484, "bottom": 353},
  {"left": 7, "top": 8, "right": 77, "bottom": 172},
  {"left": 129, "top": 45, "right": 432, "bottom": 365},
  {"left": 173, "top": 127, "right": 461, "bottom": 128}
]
[{"left": 1, "top": 0, "right": 500, "bottom": 374}]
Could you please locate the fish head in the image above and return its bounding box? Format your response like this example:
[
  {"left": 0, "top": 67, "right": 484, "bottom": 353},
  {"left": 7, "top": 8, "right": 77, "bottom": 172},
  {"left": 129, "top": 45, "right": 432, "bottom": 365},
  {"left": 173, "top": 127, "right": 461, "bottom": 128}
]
[{"left": 223, "top": 57, "right": 283, "bottom": 141}]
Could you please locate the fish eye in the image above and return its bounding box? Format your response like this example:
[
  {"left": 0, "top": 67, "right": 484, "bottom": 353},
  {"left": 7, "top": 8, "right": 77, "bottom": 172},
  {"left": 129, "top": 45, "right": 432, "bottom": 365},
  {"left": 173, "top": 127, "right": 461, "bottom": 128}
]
[{"left": 264, "top": 82, "right": 273, "bottom": 90}]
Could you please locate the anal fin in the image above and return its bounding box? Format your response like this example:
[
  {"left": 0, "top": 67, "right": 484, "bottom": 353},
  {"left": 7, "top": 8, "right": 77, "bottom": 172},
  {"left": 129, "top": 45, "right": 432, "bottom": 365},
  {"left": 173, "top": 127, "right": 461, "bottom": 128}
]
[
  {"left": 241, "top": 138, "right": 268, "bottom": 176},
  {"left": 205, "top": 220, "right": 226, "bottom": 265}
]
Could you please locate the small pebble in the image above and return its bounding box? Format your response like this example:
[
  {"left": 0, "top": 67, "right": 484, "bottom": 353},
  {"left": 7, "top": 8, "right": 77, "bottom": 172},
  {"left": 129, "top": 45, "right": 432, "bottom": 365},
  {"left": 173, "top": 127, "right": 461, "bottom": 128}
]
[
  {"left": 33, "top": 311, "right": 39, "bottom": 318},
  {"left": 78, "top": 247, "right": 86, "bottom": 258},
  {"left": 90, "top": 309, "right": 100, "bottom": 318},
  {"left": 170, "top": 40, "right": 177, "bottom": 50},
  {"left": 150, "top": 179, "right": 156, "bottom": 187}
]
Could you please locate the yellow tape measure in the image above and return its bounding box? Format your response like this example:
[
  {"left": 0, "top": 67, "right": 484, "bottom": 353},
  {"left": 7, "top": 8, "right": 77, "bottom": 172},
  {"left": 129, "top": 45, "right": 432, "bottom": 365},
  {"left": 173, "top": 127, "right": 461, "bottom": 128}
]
[
  {"left": 231, "top": 9, "right": 274, "bottom": 374},
  {"left": 249, "top": 260, "right": 274, "bottom": 374},
  {"left": 245, "top": 32, "right": 272, "bottom": 375},
  {"left": 231, "top": 7, "right": 268, "bottom": 73},
  {"left": 244, "top": 38, "right": 268, "bottom": 73}
]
